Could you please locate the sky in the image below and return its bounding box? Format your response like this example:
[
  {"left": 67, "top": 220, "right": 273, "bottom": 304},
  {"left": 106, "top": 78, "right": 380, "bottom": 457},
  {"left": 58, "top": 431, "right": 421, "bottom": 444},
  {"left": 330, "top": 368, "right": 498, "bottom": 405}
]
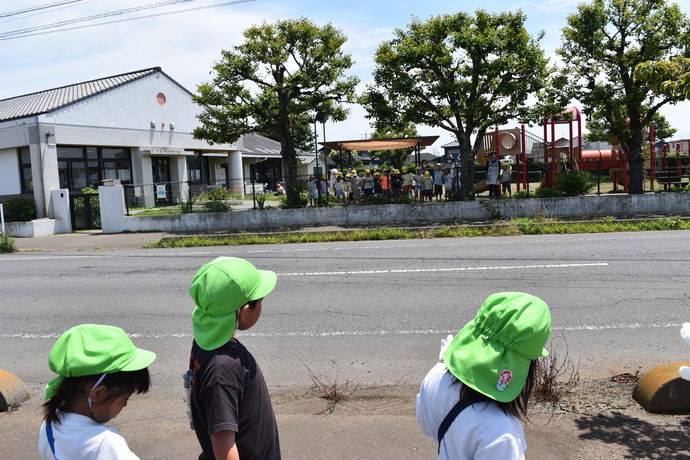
[{"left": 2, "top": 0, "right": 690, "bottom": 154}]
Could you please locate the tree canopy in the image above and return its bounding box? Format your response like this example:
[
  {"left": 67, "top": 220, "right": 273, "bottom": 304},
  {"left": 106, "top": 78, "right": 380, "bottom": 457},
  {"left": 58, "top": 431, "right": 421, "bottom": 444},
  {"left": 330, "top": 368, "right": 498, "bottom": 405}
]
[
  {"left": 558, "top": 0, "right": 690, "bottom": 194},
  {"left": 193, "top": 18, "right": 359, "bottom": 206},
  {"left": 361, "top": 10, "right": 553, "bottom": 199},
  {"left": 635, "top": 57, "right": 690, "bottom": 100}
]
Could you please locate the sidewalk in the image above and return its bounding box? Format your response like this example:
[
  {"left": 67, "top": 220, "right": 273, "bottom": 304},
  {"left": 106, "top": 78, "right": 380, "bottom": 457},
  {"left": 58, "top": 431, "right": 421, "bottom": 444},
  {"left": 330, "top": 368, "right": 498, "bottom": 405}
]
[{"left": 11, "top": 231, "right": 168, "bottom": 252}]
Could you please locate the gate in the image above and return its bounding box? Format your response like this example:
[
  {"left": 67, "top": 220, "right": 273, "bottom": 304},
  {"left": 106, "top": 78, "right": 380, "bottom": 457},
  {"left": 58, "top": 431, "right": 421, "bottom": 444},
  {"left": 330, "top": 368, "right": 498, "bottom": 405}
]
[{"left": 70, "top": 194, "right": 101, "bottom": 230}]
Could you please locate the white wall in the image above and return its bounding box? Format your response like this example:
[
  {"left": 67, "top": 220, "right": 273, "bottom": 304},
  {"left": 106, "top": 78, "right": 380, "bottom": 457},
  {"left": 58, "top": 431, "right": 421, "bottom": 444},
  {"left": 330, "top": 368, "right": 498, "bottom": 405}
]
[
  {"left": 0, "top": 148, "right": 21, "bottom": 195},
  {"left": 41, "top": 73, "right": 233, "bottom": 152}
]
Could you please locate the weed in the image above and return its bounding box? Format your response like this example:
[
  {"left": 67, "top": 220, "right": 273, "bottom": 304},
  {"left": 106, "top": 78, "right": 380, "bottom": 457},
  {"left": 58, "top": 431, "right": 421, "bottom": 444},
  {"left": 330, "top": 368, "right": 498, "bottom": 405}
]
[
  {"left": 0, "top": 233, "right": 17, "bottom": 253},
  {"left": 203, "top": 200, "right": 231, "bottom": 212},
  {"left": 179, "top": 194, "right": 195, "bottom": 214},
  {"left": 479, "top": 200, "right": 502, "bottom": 220},
  {"left": 533, "top": 337, "right": 580, "bottom": 406},
  {"left": 301, "top": 360, "right": 359, "bottom": 415},
  {"left": 255, "top": 193, "right": 266, "bottom": 210}
]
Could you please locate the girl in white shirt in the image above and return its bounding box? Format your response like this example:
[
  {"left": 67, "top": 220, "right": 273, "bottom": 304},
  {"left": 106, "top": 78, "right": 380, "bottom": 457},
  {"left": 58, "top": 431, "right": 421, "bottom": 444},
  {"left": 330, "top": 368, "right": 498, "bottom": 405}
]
[
  {"left": 416, "top": 292, "right": 552, "bottom": 460},
  {"left": 39, "top": 324, "right": 156, "bottom": 460}
]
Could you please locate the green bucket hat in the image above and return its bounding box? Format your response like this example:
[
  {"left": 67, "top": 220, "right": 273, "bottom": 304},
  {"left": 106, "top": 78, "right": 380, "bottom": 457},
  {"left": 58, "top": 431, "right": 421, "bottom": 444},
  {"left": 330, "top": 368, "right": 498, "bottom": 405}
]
[
  {"left": 443, "top": 292, "right": 551, "bottom": 403},
  {"left": 45, "top": 324, "right": 156, "bottom": 400},
  {"left": 190, "top": 257, "right": 277, "bottom": 351}
]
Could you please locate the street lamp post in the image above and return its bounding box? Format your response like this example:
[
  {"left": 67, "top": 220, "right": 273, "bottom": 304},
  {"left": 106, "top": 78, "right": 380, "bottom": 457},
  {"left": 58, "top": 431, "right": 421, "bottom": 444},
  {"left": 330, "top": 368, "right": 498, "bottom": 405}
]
[{"left": 313, "top": 111, "right": 327, "bottom": 206}]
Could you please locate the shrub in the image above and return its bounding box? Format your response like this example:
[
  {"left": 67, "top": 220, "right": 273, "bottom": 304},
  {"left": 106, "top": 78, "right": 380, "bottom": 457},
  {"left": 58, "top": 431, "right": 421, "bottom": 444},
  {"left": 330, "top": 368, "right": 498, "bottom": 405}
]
[
  {"left": 365, "top": 194, "right": 389, "bottom": 205},
  {"left": 80, "top": 187, "right": 98, "bottom": 194},
  {"left": 201, "top": 188, "right": 235, "bottom": 201},
  {"left": 534, "top": 187, "right": 565, "bottom": 198},
  {"left": 555, "top": 171, "right": 595, "bottom": 196},
  {"left": 3, "top": 197, "right": 37, "bottom": 222},
  {"left": 0, "top": 233, "right": 17, "bottom": 253},
  {"left": 203, "top": 200, "right": 230, "bottom": 212},
  {"left": 511, "top": 190, "right": 531, "bottom": 199},
  {"left": 395, "top": 195, "right": 413, "bottom": 204}
]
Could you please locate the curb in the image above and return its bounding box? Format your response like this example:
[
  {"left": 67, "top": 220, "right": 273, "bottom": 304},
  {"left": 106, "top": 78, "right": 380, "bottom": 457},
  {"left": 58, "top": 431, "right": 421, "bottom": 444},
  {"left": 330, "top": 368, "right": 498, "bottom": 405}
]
[{"left": 0, "top": 369, "right": 31, "bottom": 412}]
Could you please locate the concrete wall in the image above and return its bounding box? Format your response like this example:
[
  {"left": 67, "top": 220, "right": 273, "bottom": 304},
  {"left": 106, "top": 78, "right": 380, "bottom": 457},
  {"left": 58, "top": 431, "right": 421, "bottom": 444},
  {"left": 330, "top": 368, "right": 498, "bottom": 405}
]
[{"left": 100, "top": 186, "right": 690, "bottom": 234}]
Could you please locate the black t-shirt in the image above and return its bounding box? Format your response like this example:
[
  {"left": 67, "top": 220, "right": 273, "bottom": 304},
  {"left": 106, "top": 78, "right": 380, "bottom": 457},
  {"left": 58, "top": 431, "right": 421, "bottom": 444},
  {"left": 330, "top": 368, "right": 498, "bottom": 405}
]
[{"left": 189, "top": 340, "right": 281, "bottom": 460}]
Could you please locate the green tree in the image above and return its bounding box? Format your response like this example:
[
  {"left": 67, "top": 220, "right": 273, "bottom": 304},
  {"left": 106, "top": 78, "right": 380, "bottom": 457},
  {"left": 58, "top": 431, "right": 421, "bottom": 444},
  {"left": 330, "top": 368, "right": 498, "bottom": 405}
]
[
  {"left": 586, "top": 111, "right": 677, "bottom": 143},
  {"left": 370, "top": 123, "right": 418, "bottom": 169},
  {"left": 361, "top": 11, "right": 554, "bottom": 199},
  {"left": 193, "top": 18, "right": 359, "bottom": 207},
  {"left": 558, "top": 0, "right": 690, "bottom": 194},
  {"left": 635, "top": 57, "right": 690, "bottom": 100}
]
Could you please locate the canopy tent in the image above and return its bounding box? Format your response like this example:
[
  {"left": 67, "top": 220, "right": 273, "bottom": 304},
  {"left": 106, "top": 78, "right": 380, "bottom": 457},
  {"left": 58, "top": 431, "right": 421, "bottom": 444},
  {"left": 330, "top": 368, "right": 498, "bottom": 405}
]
[
  {"left": 319, "top": 135, "right": 440, "bottom": 166},
  {"left": 320, "top": 135, "right": 439, "bottom": 152}
]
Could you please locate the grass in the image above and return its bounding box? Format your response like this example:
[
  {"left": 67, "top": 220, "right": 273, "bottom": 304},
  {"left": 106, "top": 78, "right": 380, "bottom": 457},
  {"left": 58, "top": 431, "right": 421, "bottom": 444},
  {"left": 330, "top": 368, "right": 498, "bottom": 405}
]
[{"left": 143, "top": 217, "right": 690, "bottom": 249}]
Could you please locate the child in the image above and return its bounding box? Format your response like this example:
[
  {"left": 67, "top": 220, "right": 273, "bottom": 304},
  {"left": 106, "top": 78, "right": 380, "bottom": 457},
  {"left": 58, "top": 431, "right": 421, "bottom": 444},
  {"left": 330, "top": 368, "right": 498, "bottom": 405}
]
[
  {"left": 39, "top": 324, "right": 156, "bottom": 460},
  {"left": 334, "top": 174, "right": 346, "bottom": 203},
  {"left": 432, "top": 163, "right": 444, "bottom": 201},
  {"left": 442, "top": 167, "right": 454, "bottom": 200},
  {"left": 501, "top": 163, "right": 512, "bottom": 196},
  {"left": 402, "top": 166, "right": 414, "bottom": 198},
  {"left": 422, "top": 171, "right": 434, "bottom": 202},
  {"left": 413, "top": 167, "right": 424, "bottom": 201},
  {"left": 350, "top": 171, "right": 361, "bottom": 203},
  {"left": 188, "top": 257, "right": 280, "bottom": 460},
  {"left": 307, "top": 175, "right": 318, "bottom": 206},
  {"left": 416, "top": 292, "right": 552, "bottom": 460}
]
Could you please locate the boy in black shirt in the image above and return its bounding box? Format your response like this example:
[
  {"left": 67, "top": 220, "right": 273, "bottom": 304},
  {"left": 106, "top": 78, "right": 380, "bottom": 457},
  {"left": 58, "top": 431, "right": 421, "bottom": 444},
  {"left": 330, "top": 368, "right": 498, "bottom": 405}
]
[{"left": 188, "top": 257, "right": 280, "bottom": 460}]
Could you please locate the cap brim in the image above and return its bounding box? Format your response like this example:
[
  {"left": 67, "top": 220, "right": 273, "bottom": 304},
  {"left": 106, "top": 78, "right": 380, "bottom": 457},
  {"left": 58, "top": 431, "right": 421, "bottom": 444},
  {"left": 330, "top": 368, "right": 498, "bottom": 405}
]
[
  {"left": 121, "top": 347, "right": 156, "bottom": 372},
  {"left": 251, "top": 269, "right": 277, "bottom": 301}
]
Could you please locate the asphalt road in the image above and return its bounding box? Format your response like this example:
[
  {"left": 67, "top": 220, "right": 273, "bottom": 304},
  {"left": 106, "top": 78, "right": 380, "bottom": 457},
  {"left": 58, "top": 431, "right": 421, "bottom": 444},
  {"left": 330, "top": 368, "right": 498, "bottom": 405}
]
[
  {"left": 1, "top": 230, "right": 690, "bottom": 459},
  {"left": 2, "top": 230, "right": 689, "bottom": 389}
]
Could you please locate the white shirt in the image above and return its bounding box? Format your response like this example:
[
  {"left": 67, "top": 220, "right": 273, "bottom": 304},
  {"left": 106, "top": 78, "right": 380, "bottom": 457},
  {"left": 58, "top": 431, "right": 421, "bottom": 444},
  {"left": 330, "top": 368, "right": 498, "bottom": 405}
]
[
  {"left": 416, "top": 362, "right": 526, "bottom": 460},
  {"left": 39, "top": 411, "right": 139, "bottom": 460}
]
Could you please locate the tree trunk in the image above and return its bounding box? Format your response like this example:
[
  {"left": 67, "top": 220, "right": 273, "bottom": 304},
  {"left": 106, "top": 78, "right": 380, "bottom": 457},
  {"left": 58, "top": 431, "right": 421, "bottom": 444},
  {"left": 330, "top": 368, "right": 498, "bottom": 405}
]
[
  {"left": 457, "top": 132, "right": 475, "bottom": 200},
  {"left": 626, "top": 135, "right": 645, "bottom": 195}
]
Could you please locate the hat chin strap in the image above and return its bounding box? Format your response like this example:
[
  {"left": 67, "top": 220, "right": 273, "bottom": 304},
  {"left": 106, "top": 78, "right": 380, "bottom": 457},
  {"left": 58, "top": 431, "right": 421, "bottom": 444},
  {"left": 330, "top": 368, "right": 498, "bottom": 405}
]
[{"left": 87, "top": 373, "right": 107, "bottom": 413}]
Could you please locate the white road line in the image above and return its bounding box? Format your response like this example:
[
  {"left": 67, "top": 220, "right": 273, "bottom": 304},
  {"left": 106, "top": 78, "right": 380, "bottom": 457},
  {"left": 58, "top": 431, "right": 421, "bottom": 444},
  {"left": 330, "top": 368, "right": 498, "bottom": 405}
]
[
  {"left": 279, "top": 262, "right": 609, "bottom": 277},
  {"left": 0, "top": 321, "right": 679, "bottom": 340}
]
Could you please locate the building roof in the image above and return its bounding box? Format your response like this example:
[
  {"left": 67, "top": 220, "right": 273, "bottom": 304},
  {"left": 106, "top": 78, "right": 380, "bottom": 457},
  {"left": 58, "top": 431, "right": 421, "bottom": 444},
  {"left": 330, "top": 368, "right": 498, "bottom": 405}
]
[{"left": 0, "top": 67, "right": 190, "bottom": 122}]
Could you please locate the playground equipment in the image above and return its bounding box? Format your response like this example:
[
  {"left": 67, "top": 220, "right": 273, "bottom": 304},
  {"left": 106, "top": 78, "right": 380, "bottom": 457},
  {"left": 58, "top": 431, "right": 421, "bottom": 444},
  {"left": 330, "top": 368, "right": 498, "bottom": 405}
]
[{"left": 474, "top": 106, "right": 632, "bottom": 193}]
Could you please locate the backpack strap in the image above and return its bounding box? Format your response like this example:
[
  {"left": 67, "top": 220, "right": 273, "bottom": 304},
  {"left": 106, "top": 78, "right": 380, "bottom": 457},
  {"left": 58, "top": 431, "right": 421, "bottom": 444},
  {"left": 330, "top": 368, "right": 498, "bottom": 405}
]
[
  {"left": 45, "top": 422, "right": 58, "bottom": 459},
  {"left": 437, "top": 394, "right": 488, "bottom": 453}
]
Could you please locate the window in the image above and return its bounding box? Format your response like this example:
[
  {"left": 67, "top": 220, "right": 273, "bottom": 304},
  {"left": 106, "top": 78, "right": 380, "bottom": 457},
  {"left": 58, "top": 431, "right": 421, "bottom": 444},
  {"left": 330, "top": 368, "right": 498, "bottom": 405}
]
[
  {"left": 57, "top": 146, "right": 132, "bottom": 191},
  {"left": 18, "top": 147, "right": 33, "bottom": 193}
]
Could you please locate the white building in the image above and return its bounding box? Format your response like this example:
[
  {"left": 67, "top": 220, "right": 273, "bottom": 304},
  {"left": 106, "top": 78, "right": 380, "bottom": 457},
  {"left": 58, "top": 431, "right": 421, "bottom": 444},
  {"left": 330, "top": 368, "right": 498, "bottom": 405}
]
[{"left": 0, "top": 67, "right": 283, "bottom": 219}]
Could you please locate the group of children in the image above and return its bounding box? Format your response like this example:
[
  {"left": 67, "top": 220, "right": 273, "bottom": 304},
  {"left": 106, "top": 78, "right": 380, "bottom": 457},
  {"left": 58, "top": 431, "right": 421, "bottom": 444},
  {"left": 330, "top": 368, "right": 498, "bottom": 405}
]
[
  {"left": 308, "top": 160, "right": 465, "bottom": 205},
  {"left": 39, "top": 256, "right": 550, "bottom": 460},
  {"left": 307, "top": 154, "right": 514, "bottom": 205}
]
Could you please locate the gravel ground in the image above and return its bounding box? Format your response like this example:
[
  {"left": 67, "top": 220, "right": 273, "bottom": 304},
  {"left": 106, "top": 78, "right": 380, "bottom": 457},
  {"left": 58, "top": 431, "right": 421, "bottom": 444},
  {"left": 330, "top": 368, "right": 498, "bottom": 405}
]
[{"left": 3, "top": 377, "right": 690, "bottom": 459}]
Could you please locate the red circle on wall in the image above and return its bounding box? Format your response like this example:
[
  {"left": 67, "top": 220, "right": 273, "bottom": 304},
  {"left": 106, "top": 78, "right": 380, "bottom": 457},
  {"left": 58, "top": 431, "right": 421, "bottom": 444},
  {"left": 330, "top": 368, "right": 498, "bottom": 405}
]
[{"left": 156, "top": 93, "right": 167, "bottom": 106}]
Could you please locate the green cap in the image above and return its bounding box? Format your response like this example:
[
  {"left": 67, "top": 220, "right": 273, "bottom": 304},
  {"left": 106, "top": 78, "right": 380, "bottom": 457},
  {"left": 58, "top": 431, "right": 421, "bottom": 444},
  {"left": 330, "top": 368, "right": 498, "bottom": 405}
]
[
  {"left": 190, "top": 257, "right": 277, "bottom": 350},
  {"left": 45, "top": 324, "right": 156, "bottom": 400},
  {"left": 443, "top": 292, "right": 551, "bottom": 403}
]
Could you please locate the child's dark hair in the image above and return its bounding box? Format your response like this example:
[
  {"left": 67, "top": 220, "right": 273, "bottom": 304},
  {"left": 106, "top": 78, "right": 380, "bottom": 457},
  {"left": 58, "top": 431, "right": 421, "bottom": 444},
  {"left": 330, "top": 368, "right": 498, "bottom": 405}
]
[
  {"left": 450, "top": 360, "right": 537, "bottom": 421},
  {"left": 42, "top": 368, "right": 151, "bottom": 425}
]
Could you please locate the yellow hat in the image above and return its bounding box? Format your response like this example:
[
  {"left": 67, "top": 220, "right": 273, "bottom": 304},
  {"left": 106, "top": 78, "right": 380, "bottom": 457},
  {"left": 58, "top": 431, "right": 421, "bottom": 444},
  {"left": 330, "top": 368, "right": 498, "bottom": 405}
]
[{"left": 424, "top": 171, "right": 431, "bottom": 178}]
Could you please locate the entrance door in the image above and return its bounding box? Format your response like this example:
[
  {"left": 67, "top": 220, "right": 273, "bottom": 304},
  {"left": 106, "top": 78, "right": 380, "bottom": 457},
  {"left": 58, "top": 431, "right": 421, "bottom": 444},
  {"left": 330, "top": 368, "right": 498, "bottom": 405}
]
[{"left": 151, "top": 157, "right": 172, "bottom": 204}]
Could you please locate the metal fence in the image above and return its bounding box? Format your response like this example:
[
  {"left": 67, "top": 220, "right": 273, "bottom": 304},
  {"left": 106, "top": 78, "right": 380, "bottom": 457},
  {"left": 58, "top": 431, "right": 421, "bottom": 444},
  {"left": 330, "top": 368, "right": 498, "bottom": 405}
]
[{"left": 121, "top": 158, "right": 689, "bottom": 213}]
